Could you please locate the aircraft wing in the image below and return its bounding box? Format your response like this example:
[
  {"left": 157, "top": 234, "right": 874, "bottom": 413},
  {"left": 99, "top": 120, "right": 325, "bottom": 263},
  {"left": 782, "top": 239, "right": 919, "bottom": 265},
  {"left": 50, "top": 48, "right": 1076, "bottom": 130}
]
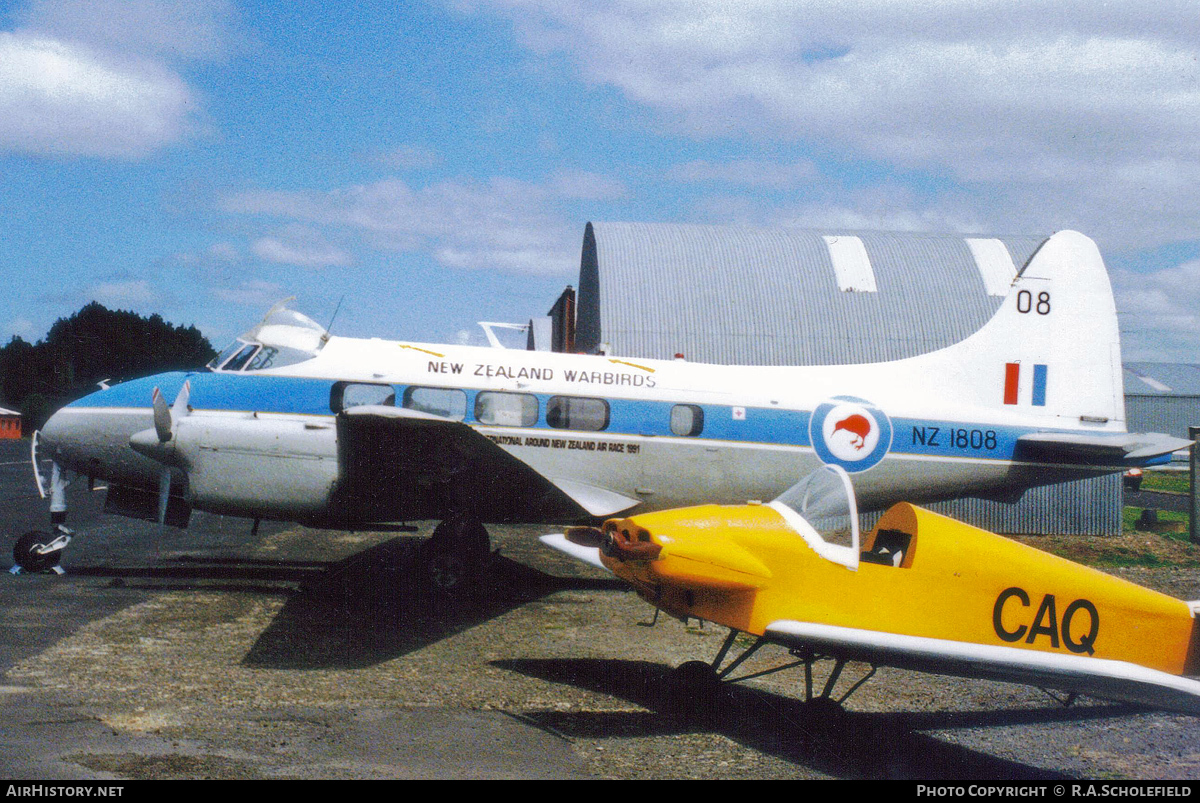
[
  {"left": 335, "top": 406, "right": 640, "bottom": 524},
  {"left": 766, "top": 620, "right": 1200, "bottom": 715},
  {"left": 1015, "top": 431, "right": 1192, "bottom": 465}
]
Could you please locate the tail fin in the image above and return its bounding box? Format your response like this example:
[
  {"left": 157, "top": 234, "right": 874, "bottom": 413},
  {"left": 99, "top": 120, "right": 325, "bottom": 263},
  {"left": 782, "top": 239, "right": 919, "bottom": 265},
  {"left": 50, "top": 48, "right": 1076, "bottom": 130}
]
[{"left": 909, "top": 230, "right": 1125, "bottom": 427}]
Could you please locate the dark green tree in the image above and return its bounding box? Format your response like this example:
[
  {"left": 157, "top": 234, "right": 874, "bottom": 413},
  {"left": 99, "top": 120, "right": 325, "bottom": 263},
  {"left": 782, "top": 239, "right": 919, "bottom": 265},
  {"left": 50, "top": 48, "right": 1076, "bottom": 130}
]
[{"left": 0, "top": 303, "right": 216, "bottom": 430}]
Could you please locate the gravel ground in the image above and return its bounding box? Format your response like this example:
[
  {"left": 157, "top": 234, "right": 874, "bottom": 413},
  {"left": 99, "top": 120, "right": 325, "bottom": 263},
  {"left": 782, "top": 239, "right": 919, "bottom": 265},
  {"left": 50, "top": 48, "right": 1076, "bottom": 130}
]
[{"left": 6, "top": 521, "right": 1200, "bottom": 780}]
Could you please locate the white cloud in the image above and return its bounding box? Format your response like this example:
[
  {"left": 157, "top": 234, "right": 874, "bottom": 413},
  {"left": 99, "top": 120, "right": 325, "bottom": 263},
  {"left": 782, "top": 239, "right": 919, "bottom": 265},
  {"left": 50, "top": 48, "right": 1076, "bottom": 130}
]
[
  {"left": 468, "top": 1, "right": 1200, "bottom": 249},
  {"left": 0, "top": 32, "right": 195, "bottom": 158},
  {"left": 376, "top": 143, "right": 443, "bottom": 171},
  {"left": 206, "top": 241, "right": 239, "bottom": 262},
  {"left": 548, "top": 169, "right": 627, "bottom": 200},
  {"left": 669, "top": 158, "right": 818, "bottom": 190},
  {"left": 0, "top": 0, "right": 234, "bottom": 158},
  {"left": 212, "top": 279, "right": 287, "bottom": 308},
  {"left": 14, "top": 0, "right": 237, "bottom": 62},
  {"left": 4, "top": 318, "right": 34, "bottom": 339},
  {"left": 88, "top": 279, "right": 158, "bottom": 307},
  {"left": 1113, "top": 260, "right": 1200, "bottom": 361},
  {"left": 250, "top": 227, "right": 353, "bottom": 269},
  {"left": 223, "top": 175, "right": 583, "bottom": 275}
]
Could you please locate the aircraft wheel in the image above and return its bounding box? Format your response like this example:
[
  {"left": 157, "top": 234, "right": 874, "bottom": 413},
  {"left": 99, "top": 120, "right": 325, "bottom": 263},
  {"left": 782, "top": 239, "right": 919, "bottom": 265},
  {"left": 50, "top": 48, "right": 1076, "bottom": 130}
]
[
  {"left": 418, "top": 537, "right": 486, "bottom": 600},
  {"left": 665, "top": 661, "right": 721, "bottom": 721},
  {"left": 803, "top": 695, "right": 846, "bottom": 723},
  {"left": 430, "top": 515, "right": 490, "bottom": 564},
  {"left": 670, "top": 660, "right": 720, "bottom": 689},
  {"left": 420, "top": 544, "right": 471, "bottom": 596},
  {"left": 12, "top": 531, "right": 62, "bottom": 574}
]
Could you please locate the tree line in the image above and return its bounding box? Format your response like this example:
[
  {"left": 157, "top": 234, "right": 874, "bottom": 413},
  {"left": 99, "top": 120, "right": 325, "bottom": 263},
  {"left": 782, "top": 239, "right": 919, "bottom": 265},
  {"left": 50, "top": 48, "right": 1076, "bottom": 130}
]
[{"left": 1, "top": 303, "right": 216, "bottom": 431}]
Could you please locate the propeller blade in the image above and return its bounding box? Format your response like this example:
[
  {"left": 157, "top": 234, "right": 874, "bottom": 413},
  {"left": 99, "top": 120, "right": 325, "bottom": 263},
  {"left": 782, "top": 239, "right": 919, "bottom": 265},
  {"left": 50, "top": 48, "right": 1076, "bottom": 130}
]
[
  {"left": 170, "top": 380, "right": 191, "bottom": 424},
  {"left": 152, "top": 388, "right": 172, "bottom": 443},
  {"left": 157, "top": 467, "right": 171, "bottom": 525},
  {"left": 565, "top": 526, "right": 606, "bottom": 548}
]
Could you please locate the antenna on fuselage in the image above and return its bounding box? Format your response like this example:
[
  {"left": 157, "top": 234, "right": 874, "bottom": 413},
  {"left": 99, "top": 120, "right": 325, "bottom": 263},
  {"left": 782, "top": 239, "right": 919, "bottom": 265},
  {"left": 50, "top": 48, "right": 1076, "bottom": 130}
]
[{"left": 322, "top": 295, "right": 344, "bottom": 344}]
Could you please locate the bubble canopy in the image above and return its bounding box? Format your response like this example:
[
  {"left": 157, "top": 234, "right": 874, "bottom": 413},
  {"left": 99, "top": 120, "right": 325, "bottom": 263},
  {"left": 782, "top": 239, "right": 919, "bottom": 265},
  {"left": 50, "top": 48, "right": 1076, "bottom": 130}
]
[
  {"left": 208, "top": 300, "right": 328, "bottom": 373},
  {"left": 770, "top": 464, "right": 861, "bottom": 570}
]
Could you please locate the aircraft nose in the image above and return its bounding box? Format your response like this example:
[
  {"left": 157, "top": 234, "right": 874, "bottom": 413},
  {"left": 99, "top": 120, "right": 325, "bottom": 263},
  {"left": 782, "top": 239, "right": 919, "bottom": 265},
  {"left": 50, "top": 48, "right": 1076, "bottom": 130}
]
[
  {"left": 37, "top": 404, "right": 70, "bottom": 453},
  {"left": 35, "top": 388, "right": 156, "bottom": 487}
]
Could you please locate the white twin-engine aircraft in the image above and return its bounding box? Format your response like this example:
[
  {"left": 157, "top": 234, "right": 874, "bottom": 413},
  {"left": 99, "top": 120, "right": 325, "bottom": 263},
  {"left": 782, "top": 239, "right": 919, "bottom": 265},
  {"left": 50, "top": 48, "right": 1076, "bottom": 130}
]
[{"left": 22, "top": 230, "right": 1188, "bottom": 583}]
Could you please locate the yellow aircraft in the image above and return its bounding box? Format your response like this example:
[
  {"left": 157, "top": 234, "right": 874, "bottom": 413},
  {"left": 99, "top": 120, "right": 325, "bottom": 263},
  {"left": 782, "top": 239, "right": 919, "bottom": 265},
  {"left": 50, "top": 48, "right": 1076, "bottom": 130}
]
[{"left": 541, "top": 466, "right": 1200, "bottom": 714}]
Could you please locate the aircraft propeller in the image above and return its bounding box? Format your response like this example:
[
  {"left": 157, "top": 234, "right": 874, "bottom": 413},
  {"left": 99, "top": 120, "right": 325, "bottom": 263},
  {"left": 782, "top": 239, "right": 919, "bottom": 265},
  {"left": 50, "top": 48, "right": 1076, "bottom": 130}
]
[
  {"left": 147, "top": 381, "right": 190, "bottom": 525},
  {"left": 565, "top": 525, "right": 607, "bottom": 549},
  {"left": 565, "top": 524, "right": 662, "bottom": 561}
]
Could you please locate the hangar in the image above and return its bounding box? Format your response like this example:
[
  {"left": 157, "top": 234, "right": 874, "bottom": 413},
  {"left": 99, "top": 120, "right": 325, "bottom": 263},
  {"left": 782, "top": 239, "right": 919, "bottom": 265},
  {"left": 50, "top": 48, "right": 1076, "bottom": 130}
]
[
  {"left": 1125, "top": 364, "right": 1200, "bottom": 448},
  {"left": 535, "top": 221, "right": 1160, "bottom": 536}
]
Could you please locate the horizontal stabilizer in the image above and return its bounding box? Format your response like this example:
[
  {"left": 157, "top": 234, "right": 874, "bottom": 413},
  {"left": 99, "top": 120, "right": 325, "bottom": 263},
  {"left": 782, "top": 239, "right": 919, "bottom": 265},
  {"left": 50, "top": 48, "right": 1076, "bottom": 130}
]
[
  {"left": 540, "top": 533, "right": 609, "bottom": 572},
  {"left": 1015, "top": 431, "right": 1193, "bottom": 465},
  {"left": 766, "top": 620, "right": 1200, "bottom": 715}
]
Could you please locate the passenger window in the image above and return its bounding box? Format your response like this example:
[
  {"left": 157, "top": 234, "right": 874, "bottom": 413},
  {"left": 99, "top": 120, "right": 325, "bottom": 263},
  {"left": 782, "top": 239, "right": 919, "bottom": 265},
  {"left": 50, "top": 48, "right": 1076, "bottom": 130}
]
[
  {"left": 546, "top": 396, "right": 609, "bottom": 431},
  {"left": 475, "top": 391, "right": 537, "bottom": 427},
  {"left": 670, "top": 404, "right": 704, "bottom": 436},
  {"left": 331, "top": 382, "right": 396, "bottom": 412},
  {"left": 403, "top": 386, "right": 467, "bottom": 421}
]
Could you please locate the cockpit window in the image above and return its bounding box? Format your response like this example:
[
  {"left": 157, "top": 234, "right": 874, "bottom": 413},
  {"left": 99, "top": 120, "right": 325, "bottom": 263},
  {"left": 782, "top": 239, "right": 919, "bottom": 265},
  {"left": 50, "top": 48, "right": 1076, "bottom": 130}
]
[
  {"left": 208, "top": 338, "right": 318, "bottom": 373},
  {"left": 210, "top": 339, "right": 246, "bottom": 370},
  {"left": 223, "top": 343, "right": 260, "bottom": 372},
  {"left": 208, "top": 301, "right": 330, "bottom": 373},
  {"left": 246, "top": 346, "right": 278, "bottom": 371}
]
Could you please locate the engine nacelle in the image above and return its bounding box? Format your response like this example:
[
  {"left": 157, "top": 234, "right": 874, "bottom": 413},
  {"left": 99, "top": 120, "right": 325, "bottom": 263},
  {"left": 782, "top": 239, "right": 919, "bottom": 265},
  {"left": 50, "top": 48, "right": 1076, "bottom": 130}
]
[{"left": 171, "top": 415, "right": 339, "bottom": 518}]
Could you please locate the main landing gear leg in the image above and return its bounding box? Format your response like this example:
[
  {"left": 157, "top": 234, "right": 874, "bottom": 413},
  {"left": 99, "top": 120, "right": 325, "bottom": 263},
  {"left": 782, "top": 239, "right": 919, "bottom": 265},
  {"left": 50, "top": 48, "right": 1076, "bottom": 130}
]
[
  {"left": 666, "top": 627, "right": 879, "bottom": 719},
  {"left": 12, "top": 462, "right": 72, "bottom": 575},
  {"left": 418, "top": 513, "right": 491, "bottom": 598}
]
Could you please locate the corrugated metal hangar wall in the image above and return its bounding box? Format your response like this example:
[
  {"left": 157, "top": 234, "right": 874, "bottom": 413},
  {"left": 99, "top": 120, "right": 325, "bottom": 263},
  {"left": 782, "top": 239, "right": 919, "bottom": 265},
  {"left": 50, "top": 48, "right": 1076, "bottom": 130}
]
[{"left": 569, "top": 221, "right": 1122, "bottom": 535}]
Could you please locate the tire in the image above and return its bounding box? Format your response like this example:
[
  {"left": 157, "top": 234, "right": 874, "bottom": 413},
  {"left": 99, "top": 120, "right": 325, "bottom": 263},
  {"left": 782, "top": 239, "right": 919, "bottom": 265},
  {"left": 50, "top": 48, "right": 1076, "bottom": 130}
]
[
  {"left": 418, "top": 536, "right": 482, "bottom": 599},
  {"left": 13, "top": 531, "right": 62, "bottom": 573},
  {"left": 664, "top": 661, "right": 721, "bottom": 722},
  {"left": 430, "top": 515, "right": 490, "bottom": 564},
  {"left": 803, "top": 695, "right": 846, "bottom": 723}
]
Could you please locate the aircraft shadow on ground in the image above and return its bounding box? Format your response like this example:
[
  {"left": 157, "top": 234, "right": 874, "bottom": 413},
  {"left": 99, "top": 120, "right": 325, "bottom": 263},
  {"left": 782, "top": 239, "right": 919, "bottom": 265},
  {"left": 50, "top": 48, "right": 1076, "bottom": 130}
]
[
  {"left": 62, "top": 556, "right": 326, "bottom": 596},
  {"left": 241, "top": 538, "right": 624, "bottom": 670},
  {"left": 493, "top": 657, "right": 1139, "bottom": 780}
]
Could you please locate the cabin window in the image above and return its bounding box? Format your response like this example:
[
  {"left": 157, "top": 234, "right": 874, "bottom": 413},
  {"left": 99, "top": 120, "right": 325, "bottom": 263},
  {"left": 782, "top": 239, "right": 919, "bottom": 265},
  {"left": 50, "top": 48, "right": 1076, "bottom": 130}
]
[
  {"left": 670, "top": 404, "right": 704, "bottom": 436},
  {"left": 546, "top": 396, "right": 609, "bottom": 431},
  {"left": 403, "top": 386, "right": 467, "bottom": 421},
  {"left": 331, "top": 382, "right": 396, "bottom": 412},
  {"left": 475, "top": 391, "right": 537, "bottom": 427}
]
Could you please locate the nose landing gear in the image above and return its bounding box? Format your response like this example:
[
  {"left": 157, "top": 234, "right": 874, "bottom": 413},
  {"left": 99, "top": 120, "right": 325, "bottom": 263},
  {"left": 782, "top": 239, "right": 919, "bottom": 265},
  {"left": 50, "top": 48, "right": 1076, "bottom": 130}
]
[
  {"left": 11, "top": 528, "right": 71, "bottom": 575},
  {"left": 13, "top": 452, "right": 73, "bottom": 576}
]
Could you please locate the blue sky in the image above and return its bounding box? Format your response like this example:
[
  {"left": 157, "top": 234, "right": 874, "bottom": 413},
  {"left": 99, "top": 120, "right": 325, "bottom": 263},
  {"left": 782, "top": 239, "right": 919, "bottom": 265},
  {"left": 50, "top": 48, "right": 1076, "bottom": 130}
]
[{"left": 3, "top": 0, "right": 1200, "bottom": 361}]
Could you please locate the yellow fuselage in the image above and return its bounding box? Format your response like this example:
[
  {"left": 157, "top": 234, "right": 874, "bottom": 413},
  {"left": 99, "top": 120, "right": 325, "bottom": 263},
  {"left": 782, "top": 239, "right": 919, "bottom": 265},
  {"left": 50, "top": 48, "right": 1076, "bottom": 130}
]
[{"left": 602, "top": 503, "right": 1200, "bottom": 676}]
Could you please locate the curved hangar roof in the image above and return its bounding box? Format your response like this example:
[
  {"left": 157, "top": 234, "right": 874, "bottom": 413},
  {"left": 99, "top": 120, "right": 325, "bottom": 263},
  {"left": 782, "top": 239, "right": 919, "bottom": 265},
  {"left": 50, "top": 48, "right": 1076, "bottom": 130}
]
[{"left": 575, "top": 222, "right": 1051, "bottom": 366}]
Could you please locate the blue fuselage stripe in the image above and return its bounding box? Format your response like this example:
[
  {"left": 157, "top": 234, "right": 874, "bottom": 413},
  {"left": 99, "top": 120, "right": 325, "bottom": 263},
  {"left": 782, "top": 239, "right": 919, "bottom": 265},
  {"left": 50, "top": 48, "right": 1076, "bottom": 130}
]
[{"left": 65, "top": 371, "right": 1050, "bottom": 462}]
